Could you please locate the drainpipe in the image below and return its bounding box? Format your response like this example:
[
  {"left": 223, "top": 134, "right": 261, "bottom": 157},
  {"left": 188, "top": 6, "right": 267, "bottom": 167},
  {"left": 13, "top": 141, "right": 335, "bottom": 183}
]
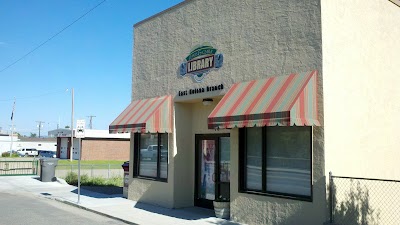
[{"left": 329, "top": 171, "right": 333, "bottom": 223}]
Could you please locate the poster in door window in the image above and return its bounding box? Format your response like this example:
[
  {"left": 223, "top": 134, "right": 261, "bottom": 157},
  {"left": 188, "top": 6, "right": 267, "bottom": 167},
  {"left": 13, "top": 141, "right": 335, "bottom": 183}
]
[{"left": 200, "top": 140, "right": 215, "bottom": 200}]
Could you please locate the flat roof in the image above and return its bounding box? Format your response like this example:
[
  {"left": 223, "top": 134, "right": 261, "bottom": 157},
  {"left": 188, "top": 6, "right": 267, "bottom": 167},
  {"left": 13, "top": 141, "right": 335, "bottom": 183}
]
[{"left": 53, "top": 129, "right": 130, "bottom": 139}]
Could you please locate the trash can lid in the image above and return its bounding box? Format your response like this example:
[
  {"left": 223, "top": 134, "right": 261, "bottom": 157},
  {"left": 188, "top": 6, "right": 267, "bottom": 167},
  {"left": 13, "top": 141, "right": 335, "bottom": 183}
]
[
  {"left": 122, "top": 161, "right": 129, "bottom": 171},
  {"left": 39, "top": 158, "right": 59, "bottom": 162}
]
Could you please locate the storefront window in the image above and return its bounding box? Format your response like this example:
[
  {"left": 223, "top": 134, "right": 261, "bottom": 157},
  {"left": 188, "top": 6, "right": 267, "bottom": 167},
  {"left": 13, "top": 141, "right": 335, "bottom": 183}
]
[
  {"left": 246, "top": 127, "right": 262, "bottom": 191},
  {"left": 240, "top": 126, "right": 312, "bottom": 200},
  {"left": 135, "top": 133, "right": 168, "bottom": 181},
  {"left": 266, "top": 126, "right": 311, "bottom": 197}
]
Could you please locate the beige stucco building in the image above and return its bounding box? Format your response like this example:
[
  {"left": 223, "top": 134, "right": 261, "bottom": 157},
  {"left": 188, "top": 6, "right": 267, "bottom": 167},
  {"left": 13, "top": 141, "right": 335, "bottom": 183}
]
[{"left": 109, "top": 0, "right": 400, "bottom": 224}]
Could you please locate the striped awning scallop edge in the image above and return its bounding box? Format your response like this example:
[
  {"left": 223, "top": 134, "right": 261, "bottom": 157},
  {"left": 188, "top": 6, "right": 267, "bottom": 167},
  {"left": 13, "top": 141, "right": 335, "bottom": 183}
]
[
  {"left": 109, "top": 95, "right": 172, "bottom": 134},
  {"left": 208, "top": 70, "right": 320, "bottom": 129}
]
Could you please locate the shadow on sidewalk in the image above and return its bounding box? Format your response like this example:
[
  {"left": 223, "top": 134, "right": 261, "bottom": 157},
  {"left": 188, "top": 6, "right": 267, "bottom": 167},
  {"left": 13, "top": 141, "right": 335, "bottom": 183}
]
[
  {"left": 134, "top": 203, "right": 241, "bottom": 224},
  {"left": 133, "top": 202, "right": 215, "bottom": 220},
  {"left": 70, "top": 186, "right": 123, "bottom": 198}
]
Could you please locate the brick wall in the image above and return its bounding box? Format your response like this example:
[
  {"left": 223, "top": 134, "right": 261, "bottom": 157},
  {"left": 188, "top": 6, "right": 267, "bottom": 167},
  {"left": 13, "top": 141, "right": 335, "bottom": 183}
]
[{"left": 81, "top": 139, "right": 130, "bottom": 161}]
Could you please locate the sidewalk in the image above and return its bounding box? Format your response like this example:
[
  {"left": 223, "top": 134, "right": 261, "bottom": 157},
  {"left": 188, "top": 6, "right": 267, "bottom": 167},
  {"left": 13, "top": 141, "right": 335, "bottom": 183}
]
[{"left": 0, "top": 176, "right": 242, "bottom": 225}]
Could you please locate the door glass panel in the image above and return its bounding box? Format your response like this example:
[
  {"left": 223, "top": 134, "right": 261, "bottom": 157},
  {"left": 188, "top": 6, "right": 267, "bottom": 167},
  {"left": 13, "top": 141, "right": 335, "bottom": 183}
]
[
  {"left": 199, "top": 140, "right": 215, "bottom": 201},
  {"left": 219, "top": 137, "right": 230, "bottom": 200},
  {"left": 220, "top": 137, "right": 230, "bottom": 182}
]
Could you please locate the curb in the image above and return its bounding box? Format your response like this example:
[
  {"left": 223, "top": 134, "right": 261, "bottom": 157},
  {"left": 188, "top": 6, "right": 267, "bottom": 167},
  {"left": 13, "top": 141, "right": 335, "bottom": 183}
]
[{"left": 53, "top": 198, "right": 139, "bottom": 225}]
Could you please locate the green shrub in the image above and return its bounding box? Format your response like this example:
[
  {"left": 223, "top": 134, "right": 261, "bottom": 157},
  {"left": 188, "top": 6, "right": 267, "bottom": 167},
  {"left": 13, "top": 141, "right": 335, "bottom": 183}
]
[
  {"left": 86, "top": 177, "right": 105, "bottom": 186},
  {"left": 63, "top": 172, "right": 122, "bottom": 187},
  {"left": 1, "top": 152, "right": 19, "bottom": 157},
  {"left": 107, "top": 176, "right": 123, "bottom": 186},
  {"left": 64, "top": 171, "right": 78, "bottom": 185},
  {"left": 80, "top": 174, "right": 90, "bottom": 184}
]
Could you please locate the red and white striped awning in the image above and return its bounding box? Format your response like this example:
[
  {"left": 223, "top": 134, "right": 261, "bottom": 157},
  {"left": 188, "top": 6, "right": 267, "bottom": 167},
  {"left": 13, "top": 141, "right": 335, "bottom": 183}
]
[
  {"left": 208, "top": 70, "right": 320, "bottom": 129},
  {"left": 109, "top": 95, "right": 172, "bottom": 134}
]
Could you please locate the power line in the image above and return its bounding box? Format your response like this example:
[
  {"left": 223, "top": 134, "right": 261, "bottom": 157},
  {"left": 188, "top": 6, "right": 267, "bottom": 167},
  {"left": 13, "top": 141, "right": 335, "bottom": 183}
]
[
  {"left": 0, "top": 89, "right": 68, "bottom": 102},
  {"left": 0, "top": 0, "right": 107, "bottom": 73}
]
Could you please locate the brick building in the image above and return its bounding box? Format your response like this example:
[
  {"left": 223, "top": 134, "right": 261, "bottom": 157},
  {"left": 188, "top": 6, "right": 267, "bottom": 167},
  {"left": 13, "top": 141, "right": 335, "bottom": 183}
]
[{"left": 50, "top": 129, "right": 130, "bottom": 161}]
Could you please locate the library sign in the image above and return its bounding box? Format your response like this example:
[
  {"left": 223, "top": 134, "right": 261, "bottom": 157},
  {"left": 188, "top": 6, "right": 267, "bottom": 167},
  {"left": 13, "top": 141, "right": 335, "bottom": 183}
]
[{"left": 179, "top": 44, "right": 224, "bottom": 82}]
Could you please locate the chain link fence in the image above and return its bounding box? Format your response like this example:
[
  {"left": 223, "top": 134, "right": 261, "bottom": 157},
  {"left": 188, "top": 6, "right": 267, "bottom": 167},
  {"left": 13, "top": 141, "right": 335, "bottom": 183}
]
[
  {"left": 0, "top": 160, "right": 38, "bottom": 176},
  {"left": 56, "top": 164, "right": 124, "bottom": 179},
  {"left": 329, "top": 172, "right": 400, "bottom": 225}
]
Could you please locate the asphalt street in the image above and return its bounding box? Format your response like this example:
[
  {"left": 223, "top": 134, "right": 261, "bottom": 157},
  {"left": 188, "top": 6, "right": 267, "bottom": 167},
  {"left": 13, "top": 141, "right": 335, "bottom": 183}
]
[
  {"left": 0, "top": 176, "right": 241, "bottom": 225},
  {"left": 0, "top": 192, "right": 128, "bottom": 225}
]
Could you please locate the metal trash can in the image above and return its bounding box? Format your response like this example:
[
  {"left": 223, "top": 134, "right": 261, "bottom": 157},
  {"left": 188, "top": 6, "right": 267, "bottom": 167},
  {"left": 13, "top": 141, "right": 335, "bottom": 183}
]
[
  {"left": 39, "top": 158, "right": 59, "bottom": 182},
  {"left": 121, "top": 161, "right": 129, "bottom": 198}
]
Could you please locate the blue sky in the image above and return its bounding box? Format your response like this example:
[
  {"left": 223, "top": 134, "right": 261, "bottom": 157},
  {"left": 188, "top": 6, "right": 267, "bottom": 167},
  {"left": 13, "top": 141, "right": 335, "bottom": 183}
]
[{"left": 0, "top": 0, "right": 183, "bottom": 136}]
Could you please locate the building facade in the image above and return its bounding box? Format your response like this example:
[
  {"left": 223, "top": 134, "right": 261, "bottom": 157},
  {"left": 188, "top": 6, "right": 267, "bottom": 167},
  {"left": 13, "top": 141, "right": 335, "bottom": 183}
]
[
  {"left": 53, "top": 129, "right": 130, "bottom": 161},
  {"left": 110, "top": 0, "right": 399, "bottom": 224},
  {"left": 0, "top": 135, "right": 57, "bottom": 154}
]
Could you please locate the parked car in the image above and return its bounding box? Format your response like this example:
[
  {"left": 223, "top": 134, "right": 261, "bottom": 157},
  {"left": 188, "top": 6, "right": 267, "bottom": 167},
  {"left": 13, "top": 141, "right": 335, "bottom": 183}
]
[
  {"left": 7, "top": 150, "right": 19, "bottom": 154},
  {"left": 140, "top": 145, "right": 167, "bottom": 161},
  {"left": 38, "top": 150, "right": 56, "bottom": 158},
  {"left": 16, "top": 148, "right": 39, "bottom": 157}
]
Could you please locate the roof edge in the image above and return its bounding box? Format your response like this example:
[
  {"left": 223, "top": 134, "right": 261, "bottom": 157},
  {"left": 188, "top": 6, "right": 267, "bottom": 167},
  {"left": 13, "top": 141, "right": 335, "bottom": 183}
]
[{"left": 134, "top": 0, "right": 193, "bottom": 28}]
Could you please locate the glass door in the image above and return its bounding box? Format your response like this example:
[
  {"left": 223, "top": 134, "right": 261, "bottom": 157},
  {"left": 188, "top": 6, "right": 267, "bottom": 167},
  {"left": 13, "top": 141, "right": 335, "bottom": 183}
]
[
  {"left": 218, "top": 137, "right": 230, "bottom": 201},
  {"left": 195, "top": 134, "right": 230, "bottom": 209}
]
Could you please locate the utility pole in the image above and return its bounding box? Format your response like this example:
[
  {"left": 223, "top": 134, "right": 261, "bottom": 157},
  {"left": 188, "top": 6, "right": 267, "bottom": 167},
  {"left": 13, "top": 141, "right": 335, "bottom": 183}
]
[
  {"left": 87, "top": 115, "right": 96, "bottom": 129},
  {"left": 70, "top": 88, "right": 74, "bottom": 162},
  {"left": 9, "top": 98, "right": 16, "bottom": 157},
  {"left": 36, "top": 121, "right": 45, "bottom": 138}
]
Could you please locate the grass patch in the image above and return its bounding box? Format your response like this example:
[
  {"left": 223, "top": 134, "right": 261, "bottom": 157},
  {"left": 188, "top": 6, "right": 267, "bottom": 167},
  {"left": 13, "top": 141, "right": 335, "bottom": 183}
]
[
  {"left": 58, "top": 160, "right": 125, "bottom": 165},
  {"left": 64, "top": 171, "right": 123, "bottom": 187}
]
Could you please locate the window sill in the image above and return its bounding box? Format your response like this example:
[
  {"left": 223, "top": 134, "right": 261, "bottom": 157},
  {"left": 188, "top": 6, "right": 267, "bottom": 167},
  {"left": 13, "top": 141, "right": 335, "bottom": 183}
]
[
  {"left": 133, "top": 176, "right": 168, "bottom": 183},
  {"left": 238, "top": 189, "right": 312, "bottom": 202}
]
